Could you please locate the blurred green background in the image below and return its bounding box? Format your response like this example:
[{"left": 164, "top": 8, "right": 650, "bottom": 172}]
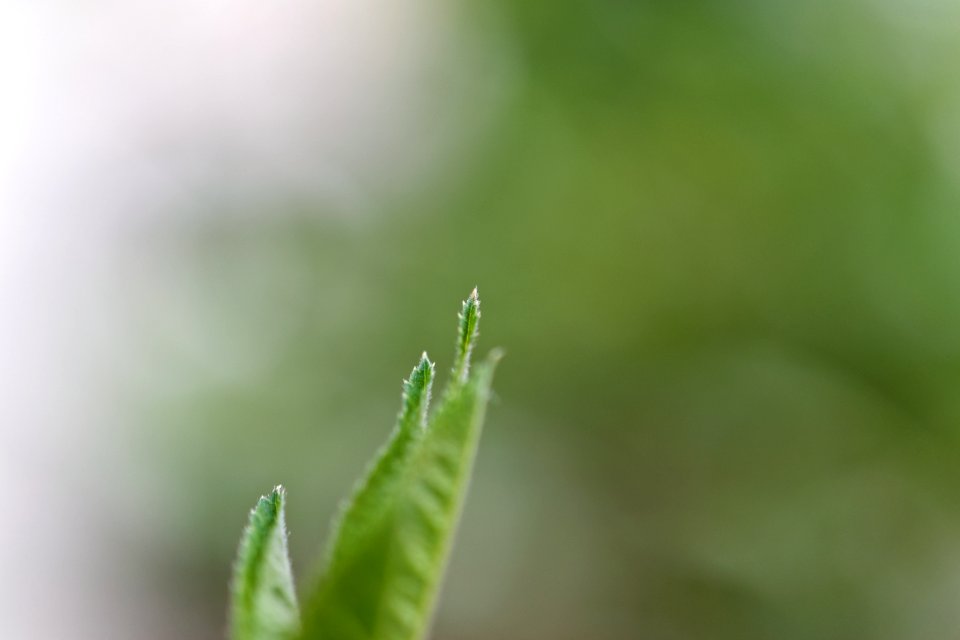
[{"left": 70, "top": 0, "right": 960, "bottom": 638}]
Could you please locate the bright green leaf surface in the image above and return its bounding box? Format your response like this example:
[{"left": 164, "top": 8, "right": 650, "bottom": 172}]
[
  {"left": 320, "top": 352, "right": 435, "bottom": 578},
  {"left": 228, "top": 290, "right": 499, "bottom": 640},
  {"left": 452, "top": 287, "right": 480, "bottom": 384},
  {"left": 299, "top": 289, "right": 498, "bottom": 640},
  {"left": 230, "top": 487, "right": 300, "bottom": 640}
]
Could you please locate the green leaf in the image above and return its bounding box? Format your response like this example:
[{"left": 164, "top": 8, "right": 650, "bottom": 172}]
[
  {"left": 300, "top": 289, "right": 499, "bottom": 640},
  {"left": 320, "top": 352, "right": 435, "bottom": 575},
  {"left": 230, "top": 487, "right": 301, "bottom": 640},
  {"left": 452, "top": 286, "right": 480, "bottom": 384}
]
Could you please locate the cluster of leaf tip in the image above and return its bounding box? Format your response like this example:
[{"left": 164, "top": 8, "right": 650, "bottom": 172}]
[{"left": 229, "top": 289, "right": 500, "bottom": 640}]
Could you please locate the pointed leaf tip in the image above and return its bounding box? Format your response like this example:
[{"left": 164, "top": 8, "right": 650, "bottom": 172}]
[
  {"left": 298, "top": 289, "right": 501, "bottom": 640},
  {"left": 402, "top": 352, "right": 435, "bottom": 426},
  {"left": 230, "top": 486, "right": 300, "bottom": 640},
  {"left": 310, "top": 349, "right": 439, "bottom": 613},
  {"left": 454, "top": 288, "right": 481, "bottom": 383}
]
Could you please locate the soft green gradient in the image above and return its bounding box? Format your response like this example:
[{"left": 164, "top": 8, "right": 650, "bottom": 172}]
[{"left": 135, "top": 1, "right": 960, "bottom": 638}]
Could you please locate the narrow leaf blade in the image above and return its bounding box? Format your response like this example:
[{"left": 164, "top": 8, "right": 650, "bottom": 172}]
[
  {"left": 301, "top": 359, "right": 498, "bottom": 640},
  {"left": 452, "top": 287, "right": 480, "bottom": 384},
  {"left": 322, "top": 353, "right": 435, "bottom": 570},
  {"left": 231, "top": 486, "right": 300, "bottom": 640},
  {"left": 300, "top": 292, "right": 499, "bottom": 640},
  {"left": 378, "top": 355, "right": 500, "bottom": 640}
]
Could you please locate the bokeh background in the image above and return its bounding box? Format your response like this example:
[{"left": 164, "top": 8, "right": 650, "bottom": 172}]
[{"left": 5, "top": 1, "right": 960, "bottom": 638}]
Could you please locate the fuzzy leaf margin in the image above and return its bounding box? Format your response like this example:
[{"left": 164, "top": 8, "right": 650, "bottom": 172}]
[
  {"left": 227, "top": 289, "right": 500, "bottom": 640},
  {"left": 299, "top": 289, "right": 498, "bottom": 640},
  {"left": 230, "top": 487, "right": 300, "bottom": 640}
]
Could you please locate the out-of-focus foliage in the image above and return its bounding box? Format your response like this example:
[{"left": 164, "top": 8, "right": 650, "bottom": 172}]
[{"left": 137, "top": 1, "right": 960, "bottom": 639}]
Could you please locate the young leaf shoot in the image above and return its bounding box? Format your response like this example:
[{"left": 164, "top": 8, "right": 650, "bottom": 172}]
[
  {"left": 228, "top": 290, "right": 500, "bottom": 640},
  {"left": 230, "top": 487, "right": 300, "bottom": 640}
]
